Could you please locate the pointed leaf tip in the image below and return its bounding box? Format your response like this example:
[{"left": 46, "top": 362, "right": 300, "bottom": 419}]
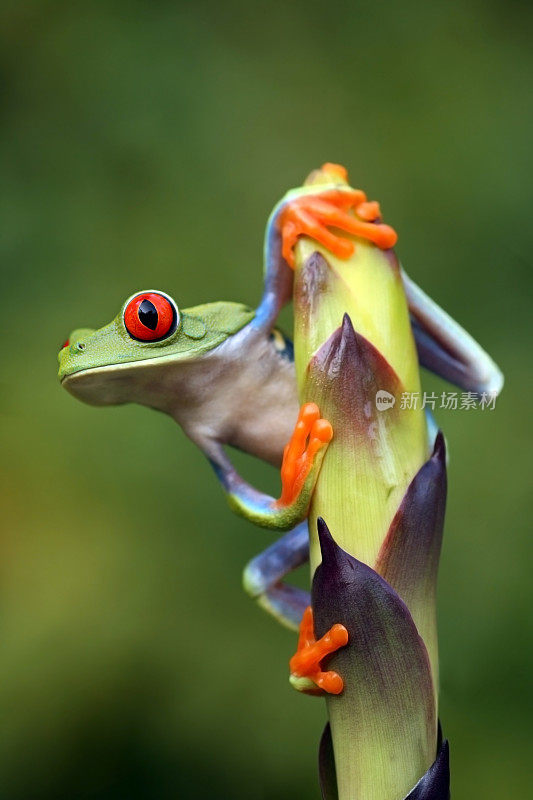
[
  {"left": 317, "top": 517, "right": 334, "bottom": 557},
  {"left": 339, "top": 312, "right": 359, "bottom": 354},
  {"left": 341, "top": 311, "right": 355, "bottom": 334},
  {"left": 316, "top": 517, "right": 347, "bottom": 575},
  {"left": 432, "top": 431, "right": 446, "bottom": 462}
]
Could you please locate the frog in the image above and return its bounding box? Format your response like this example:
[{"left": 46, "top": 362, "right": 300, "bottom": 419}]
[{"left": 58, "top": 162, "right": 503, "bottom": 636}]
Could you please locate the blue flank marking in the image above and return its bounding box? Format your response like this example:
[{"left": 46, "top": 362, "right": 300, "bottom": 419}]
[
  {"left": 283, "top": 337, "right": 294, "bottom": 362},
  {"left": 270, "top": 331, "right": 294, "bottom": 362}
]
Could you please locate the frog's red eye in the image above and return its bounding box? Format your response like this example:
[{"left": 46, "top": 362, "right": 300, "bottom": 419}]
[{"left": 124, "top": 292, "right": 178, "bottom": 342}]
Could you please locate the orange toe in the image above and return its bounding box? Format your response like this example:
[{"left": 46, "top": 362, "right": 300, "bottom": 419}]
[
  {"left": 279, "top": 183, "right": 397, "bottom": 269},
  {"left": 355, "top": 200, "right": 381, "bottom": 221},
  {"left": 289, "top": 606, "right": 348, "bottom": 695},
  {"left": 277, "top": 403, "right": 333, "bottom": 507},
  {"left": 321, "top": 162, "right": 348, "bottom": 182}
]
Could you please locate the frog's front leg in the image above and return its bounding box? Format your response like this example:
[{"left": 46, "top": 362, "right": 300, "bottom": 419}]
[
  {"left": 252, "top": 164, "right": 395, "bottom": 333},
  {"left": 243, "top": 522, "right": 310, "bottom": 630},
  {"left": 252, "top": 210, "right": 293, "bottom": 331},
  {"left": 278, "top": 187, "right": 397, "bottom": 268},
  {"left": 403, "top": 270, "right": 504, "bottom": 396},
  {"left": 197, "top": 403, "right": 333, "bottom": 531}
]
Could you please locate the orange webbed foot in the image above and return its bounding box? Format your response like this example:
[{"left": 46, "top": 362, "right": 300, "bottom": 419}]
[
  {"left": 279, "top": 164, "right": 398, "bottom": 269},
  {"left": 289, "top": 606, "right": 348, "bottom": 695},
  {"left": 277, "top": 403, "right": 333, "bottom": 508}
]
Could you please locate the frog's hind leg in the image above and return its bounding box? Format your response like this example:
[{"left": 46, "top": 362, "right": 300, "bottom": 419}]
[
  {"left": 243, "top": 522, "right": 310, "bottom": 630},
  {"left": 403, "top": 270, "right": 504, "bottom": 396}
]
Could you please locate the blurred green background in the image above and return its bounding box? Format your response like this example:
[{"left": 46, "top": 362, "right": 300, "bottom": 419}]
[{"left": 1, "top": 1, "right": 531, "bottom": 797}]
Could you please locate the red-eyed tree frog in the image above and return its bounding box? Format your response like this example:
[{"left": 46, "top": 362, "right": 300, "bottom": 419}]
[{"left": 58, "top": 163, "right": 503, "bottom": 632}]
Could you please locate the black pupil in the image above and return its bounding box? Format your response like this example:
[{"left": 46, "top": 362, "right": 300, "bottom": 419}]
[{"left": 138, "top": 299, "right": 158, "bottom": 330}]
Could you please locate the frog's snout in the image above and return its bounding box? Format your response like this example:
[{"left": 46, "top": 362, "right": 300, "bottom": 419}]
[{"left": 57, "top": 328, "right": 95, "bottom": 373}]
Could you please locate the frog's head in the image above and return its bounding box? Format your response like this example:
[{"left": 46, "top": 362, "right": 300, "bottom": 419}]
[{"left": 58, "top": 290, "right": 254, "bottom": 409}]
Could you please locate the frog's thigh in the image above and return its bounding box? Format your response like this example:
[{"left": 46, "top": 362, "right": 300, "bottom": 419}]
[
  {"left": 403, "top": 271, "right": 503, "bottom": 396},
  {"left": 243, "top": 522, "right": 310, "bottom": 630}
]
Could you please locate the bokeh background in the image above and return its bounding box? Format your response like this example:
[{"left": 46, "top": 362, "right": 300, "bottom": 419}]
[{"left": 1, "top": 1, "right": 531, "bottom": 797}]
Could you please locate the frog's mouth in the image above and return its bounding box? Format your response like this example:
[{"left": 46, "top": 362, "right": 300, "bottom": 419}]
[
  {"left": 60, "top": 362, "right": 140, "bottom": 405},
  {"left": 59, "top": 345, "right": 203, "bottom": 406},
  {"left": 59, "top": 355, "right": 183, "bottom": 407}
]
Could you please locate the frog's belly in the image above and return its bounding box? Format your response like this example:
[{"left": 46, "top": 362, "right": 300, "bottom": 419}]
[
  {"left": 225, "top": 354, "right": 299, "bottom": 466},
  {"left": 171, "top": 327, "right": 300, "bottom": 467}
]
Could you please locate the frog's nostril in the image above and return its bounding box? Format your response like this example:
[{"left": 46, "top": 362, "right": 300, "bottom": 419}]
[{"left": 76, "top": 342, "right": 86, "bottom": 352}]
